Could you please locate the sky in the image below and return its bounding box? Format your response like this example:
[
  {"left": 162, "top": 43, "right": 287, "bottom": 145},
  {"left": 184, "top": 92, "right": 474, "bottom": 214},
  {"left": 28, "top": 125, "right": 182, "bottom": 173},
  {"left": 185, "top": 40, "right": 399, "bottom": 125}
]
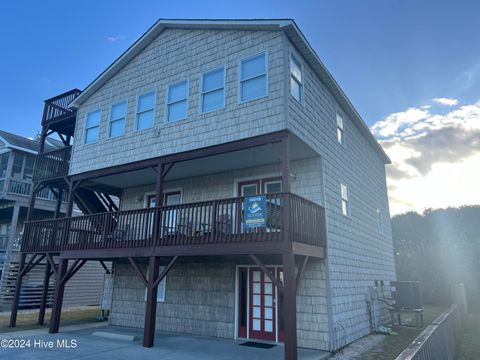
[{"left": 0, "top": 0, "right": 479, "bottom": 215}]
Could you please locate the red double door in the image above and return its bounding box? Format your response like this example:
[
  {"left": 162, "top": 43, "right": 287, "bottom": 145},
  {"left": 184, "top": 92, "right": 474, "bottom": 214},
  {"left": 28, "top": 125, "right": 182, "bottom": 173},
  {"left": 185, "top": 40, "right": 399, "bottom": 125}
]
[{"left": 238, "top": 267, "right": 284, "bottom": 342}]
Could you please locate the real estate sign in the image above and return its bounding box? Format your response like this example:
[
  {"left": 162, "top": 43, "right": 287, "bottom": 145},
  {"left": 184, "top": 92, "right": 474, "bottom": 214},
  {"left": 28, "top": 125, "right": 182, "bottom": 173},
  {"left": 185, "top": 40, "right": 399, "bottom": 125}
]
[{"left": 244, "top": 195, "right": 266, "bottom": 228}]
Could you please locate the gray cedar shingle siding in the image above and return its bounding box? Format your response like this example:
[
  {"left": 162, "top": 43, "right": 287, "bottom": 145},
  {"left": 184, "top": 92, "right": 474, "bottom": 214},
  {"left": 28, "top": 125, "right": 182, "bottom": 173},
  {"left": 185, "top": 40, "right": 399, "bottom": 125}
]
[
  {"left": 71, "top": 29, "right": 285, "bottom": 175},
  {"left": 285, "top": 35, "right": 395, "bottom": 349}
]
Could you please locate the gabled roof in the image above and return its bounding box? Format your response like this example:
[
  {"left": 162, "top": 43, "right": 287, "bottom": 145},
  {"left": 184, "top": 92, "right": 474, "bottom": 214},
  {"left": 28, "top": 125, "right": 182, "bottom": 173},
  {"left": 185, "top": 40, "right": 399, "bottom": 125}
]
[
  {"left": 69, "top": 18, "right": 390, "bottom": 164},
  {"left": 0, "top": 130, "right": 62, "bottom": 154}
]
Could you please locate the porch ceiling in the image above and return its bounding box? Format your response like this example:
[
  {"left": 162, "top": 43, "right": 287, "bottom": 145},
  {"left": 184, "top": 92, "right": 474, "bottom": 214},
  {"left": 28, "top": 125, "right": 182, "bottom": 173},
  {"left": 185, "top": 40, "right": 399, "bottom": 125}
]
[{"left": 82, "top": 135, "right": 318, "bottom": 191}]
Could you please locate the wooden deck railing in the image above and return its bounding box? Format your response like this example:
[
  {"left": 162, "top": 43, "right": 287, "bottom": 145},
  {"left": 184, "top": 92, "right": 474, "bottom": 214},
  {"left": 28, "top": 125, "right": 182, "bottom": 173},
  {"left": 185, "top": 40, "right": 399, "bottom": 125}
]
[
  {"left": 42, "top": 89, "right": 81, "bottom": 125},
  {"left": 33, "top": 146, "right": 72, "bottom": 182},
  {"left": 21, "top": 193, "right": 326, "bottom": 253}
]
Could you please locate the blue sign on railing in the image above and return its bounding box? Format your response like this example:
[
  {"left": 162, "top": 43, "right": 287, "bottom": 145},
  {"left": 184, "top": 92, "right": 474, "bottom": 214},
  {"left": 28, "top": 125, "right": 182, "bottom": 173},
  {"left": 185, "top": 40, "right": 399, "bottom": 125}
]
[{"left": 244, "top": 195, "right": 266, "bottom": 229}]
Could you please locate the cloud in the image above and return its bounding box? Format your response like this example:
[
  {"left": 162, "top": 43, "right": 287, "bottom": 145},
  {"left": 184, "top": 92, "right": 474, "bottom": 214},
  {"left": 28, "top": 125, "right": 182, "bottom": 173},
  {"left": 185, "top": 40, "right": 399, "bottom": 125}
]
[
  {"left": 432, "top": 97, "right": 459, "bottom": 106},
  {"left": 372, "top": 100, "right": 480, "bottom": 215},
  {"left": 107, "top": 35, "right": 126, "bottom": 42}
]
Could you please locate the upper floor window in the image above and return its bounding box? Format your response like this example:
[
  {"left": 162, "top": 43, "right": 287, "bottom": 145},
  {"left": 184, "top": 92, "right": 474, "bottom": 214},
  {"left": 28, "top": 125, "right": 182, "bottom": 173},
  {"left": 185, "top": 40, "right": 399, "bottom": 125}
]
[
  {"left": 341, "top": 183, "right": 349, "bottom": 216},
  {"left": 239, "top": 52, "right": 267, "bottom": 102},
  {"left": 136, "top": 91, "right": 156, "bottom": 130},
  {"left": 336, "top": 113, "right": 344, "bottom": 145},
  {"left": 201, "top": 67, "right": 225, "bottom": 113},
  {"left": 109, "top": 101, "right": 127, "bottom": 138},
  {"left": 377, "top": 208, "right": 383, "bottom": 233},
  {"left": 167, "top": 80, "right": 188, "bottom": 122},
  {"left": 290, "top": 55, "right": 303, "bottom": 103},
  {"left": 84, "top": 110, "right": 101, "bottom": 144},
  {"left": 0, "top": 153, "right": 9, "bottom": 178}
]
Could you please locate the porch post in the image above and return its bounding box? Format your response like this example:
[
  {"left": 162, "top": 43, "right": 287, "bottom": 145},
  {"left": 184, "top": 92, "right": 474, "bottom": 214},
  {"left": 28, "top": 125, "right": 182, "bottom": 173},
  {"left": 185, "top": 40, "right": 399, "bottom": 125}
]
[
  {"left": 9, "top": 252, "right": 26, "bottom": 327},
  {"left": 281, "top": 133, "right": 297, "bottom": 360},
  {"left": 38, "top": 259, "right": 52, "bottom": 325},
  {"left": 283, "top": 251, "right": 297, "bottom": 360},
  {"left": 7, "top": 204, "right": 20, "bottom": 253},
  {"left": 143, "top": 256, "right": 160, "bottom": 347},
  {"left": 49, "top": 258, "right": 68, "bottom": 333},
  {"left": 26, "top": 184, "right": 39, "bottom": 222},
  {"left": 65, "top": 181, "right": 76, "bottom": 217},
  {"left": 54, "top": 188, "right": 63, "bottom": 218}
]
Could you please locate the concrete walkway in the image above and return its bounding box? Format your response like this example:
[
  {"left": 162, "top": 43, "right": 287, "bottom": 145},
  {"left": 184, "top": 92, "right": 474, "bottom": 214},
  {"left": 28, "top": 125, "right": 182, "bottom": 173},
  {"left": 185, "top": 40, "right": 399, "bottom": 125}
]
[{"left": 0, "top": 324, "right": 331, "bottom": 359}]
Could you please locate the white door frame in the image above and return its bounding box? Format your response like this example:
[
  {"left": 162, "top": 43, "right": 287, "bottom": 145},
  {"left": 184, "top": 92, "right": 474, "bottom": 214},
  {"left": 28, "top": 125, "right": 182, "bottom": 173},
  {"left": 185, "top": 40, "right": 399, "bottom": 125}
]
[{"left": 234, "top": 264, "right": 283, "bottom": 343}]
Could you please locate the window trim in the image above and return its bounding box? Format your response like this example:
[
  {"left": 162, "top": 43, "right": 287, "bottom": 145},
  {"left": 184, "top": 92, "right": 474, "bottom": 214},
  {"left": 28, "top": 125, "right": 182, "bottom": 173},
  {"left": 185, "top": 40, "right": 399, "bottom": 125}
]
[
  {"left": 135, "top": 90, "right": 157, "bottom": 131},
  {"left": 290, "top": 53, "right": 304, "bottom": 104},
  {"left": 144, "top": 267, "right": 167, "bottom": 303},
  {"left": 84, "top": 109, "right": 102, "bottom": 145},
  {"left": 340, "top": 183, "right": 350, "bottom": 217},
  {"left": 108, "top": 100, "right": 128, "bottom": 139},
  {"left": 165, "top": 79, "right": 189, "bottom": 123},
  {"left": 238, "top": 50, "right": 269, "bottom": 104},
  {"left": 199, "top": 65, "right": 226, "bottom": 114},
  {"left": 377, "top": 208, "right": 383, "bottom": 233},
  {"left": 336, "top": 112, "right": 345, "bottom": 145}
]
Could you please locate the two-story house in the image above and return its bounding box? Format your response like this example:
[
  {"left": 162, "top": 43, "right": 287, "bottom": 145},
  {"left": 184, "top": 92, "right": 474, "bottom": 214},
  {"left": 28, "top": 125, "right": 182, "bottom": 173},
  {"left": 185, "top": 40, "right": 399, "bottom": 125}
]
[{"left": 9, "top": 19, "right": 395, "bottom": 359}]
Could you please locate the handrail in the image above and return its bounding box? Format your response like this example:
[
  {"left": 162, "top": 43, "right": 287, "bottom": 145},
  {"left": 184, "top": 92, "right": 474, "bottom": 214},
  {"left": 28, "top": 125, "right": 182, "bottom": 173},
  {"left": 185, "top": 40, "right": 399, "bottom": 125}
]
[
  {"left": 33, "top": 146, "right": 71, "bottom": 182},
  {"left": 42, "top": 89, "right": 81, "bottom": 125},
  {"left": 21, "top": 192, "right": 326, "bottom": 253}
]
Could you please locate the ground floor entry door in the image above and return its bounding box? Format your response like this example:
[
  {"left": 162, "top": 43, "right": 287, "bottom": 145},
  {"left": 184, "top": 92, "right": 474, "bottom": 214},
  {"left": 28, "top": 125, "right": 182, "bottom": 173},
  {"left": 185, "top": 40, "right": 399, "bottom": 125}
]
[{"left": 237, "top": 266, "right": 284, "bottom": 342}]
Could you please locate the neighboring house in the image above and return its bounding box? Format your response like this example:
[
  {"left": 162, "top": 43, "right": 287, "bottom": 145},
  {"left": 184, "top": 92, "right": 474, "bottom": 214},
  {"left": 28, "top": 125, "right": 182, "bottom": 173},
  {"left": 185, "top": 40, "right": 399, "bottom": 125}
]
[
  {"left": 0, "top": 130, "right": 108, "bottom": 312},
  {"left": 10, "top": 19, "right": 395, "bottom": 359}
]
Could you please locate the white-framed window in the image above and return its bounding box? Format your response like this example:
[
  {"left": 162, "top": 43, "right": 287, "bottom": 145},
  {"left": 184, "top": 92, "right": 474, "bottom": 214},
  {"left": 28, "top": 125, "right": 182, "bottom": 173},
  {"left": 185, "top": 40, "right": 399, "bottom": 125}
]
[
  {"left": 84, "top": 109, "right": 101, "bottom": 144},
  {"left": 290, "top": 54, "right": 303, "bottom": 103},
  {"left": 144, "top": 266, "right": 166, "bottom": 303},
  {"left": 239, "top": 52, "right": 268, "bottom": 102},
  {"left": 109, "top": 101, "right": 127, "bottom": 138},
  {"left": 336, "top": 112, "right": 344, "bottom": 145},
  {"left": 201, "top": 67, "right": 225, "bottom": 113},
  {"left": 341, "top": 183, "right": 349, "bottom": 216},
  {"left": 166, "top": 80, "right": 188, "bottom": 122},
  {"left": 377, "top": 208, "right": 383, "bottom": 233},
  {"left": 136, "top": 91, "right": 156, "bottom": 130}
]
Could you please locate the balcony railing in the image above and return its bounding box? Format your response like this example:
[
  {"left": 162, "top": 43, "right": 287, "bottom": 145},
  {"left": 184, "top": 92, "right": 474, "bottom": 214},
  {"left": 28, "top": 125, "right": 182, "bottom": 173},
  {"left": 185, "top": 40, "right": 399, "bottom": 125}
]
[
  {"left": 42, "top": 89, "right": 81, "bottom": 125},
  {"left": 21, "top": 193, "right": 326, "bottom": 253},
  {"left": 1, "top": 178, "right": 66, "bottom": 202},
  {"left": 33, "top": 146, "right": 71, "bottom": 182}
]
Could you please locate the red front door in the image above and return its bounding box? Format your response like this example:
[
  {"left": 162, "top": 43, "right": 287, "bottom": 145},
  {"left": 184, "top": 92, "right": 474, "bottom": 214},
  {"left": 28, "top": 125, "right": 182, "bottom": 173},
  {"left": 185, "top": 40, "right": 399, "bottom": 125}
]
[{"left": 249, "top": 267, "right": 276, "bottom": 341}]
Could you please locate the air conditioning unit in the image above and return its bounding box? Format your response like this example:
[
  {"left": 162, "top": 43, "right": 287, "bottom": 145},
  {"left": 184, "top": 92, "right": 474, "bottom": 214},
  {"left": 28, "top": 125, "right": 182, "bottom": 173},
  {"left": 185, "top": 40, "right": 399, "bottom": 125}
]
[{"left": 391, "top": 281, "right": 423, "bottom": 310}]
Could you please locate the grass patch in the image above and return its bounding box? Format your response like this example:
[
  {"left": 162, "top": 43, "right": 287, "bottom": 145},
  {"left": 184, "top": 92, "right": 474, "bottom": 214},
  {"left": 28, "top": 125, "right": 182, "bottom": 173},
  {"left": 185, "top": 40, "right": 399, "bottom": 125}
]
[
  {"left": 360, "top": 304, "right": 446, "bottom": 360},
  {"left": 458, "top": 313, "right": 480, "bottom": 360},
  {"left": 0, "top": 307, "right": 101, "bottom": 333}
]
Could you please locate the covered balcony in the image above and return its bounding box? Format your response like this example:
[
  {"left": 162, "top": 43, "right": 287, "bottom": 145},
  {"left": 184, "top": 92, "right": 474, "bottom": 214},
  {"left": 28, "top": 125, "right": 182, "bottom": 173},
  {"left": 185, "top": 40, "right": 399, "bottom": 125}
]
[{"left": 21, "top": 191, "right": 326, "bottom": 257}]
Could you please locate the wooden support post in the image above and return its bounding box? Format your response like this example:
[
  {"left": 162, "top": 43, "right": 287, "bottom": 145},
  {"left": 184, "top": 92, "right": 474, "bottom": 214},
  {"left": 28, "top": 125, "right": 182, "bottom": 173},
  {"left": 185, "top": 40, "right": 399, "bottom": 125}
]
[
  {"left": 283, "top": 251, "right": 297, "bottom": 360},
  {"left": 143, "top": 256, "right": 160, "bottom": 347},
  {"left": 26, "top": 184, "right": 39, "bottom": 221},
  {"left": 9, "top": 253, "right": 26, "bottom": 327},
  {"left": 38, "top": 259, "right": 52, "bottom": 325},
  {"left": 65, "top": 181, "right": 77, "bottom": 218},
  {"left": 49, "top": 259, "right": 68, "bottom": 333},
  {"left": 54, "top": 188, "right": 63, "bottom": 218},
  {"left": 281, "top": 135, "right": 291, "bottom": 243}
]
